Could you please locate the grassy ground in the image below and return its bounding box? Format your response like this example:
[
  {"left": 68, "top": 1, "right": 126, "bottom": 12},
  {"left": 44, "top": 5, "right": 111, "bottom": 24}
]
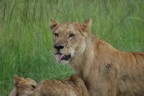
[{"left": 0, "top": 0, "right": 144, "bottom": 95}]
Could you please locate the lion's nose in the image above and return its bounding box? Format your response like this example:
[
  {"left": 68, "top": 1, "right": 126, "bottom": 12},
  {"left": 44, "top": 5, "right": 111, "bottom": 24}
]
[{"left": 54, "top": 44, "right": 64, "bottom": 51}]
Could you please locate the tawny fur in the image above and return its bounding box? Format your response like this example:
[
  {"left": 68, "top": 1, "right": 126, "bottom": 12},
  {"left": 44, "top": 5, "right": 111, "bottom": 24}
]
[
  {"left": 9, "top": 75, "right": 89, "bottom": 96},
  {"left": 50, "top": 19, "right": 144, "bottom": 96},
  {"left": 9, "top": 75, "right": 37, "bottom": 96},
  {"left": 33, "top": 74, "right": 89, "bottom": 96}
]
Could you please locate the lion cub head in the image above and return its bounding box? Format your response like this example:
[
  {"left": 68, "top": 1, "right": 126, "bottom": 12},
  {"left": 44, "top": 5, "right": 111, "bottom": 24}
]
[
  {"left": 9, "top": 75, "right": 37, "bottom": 96},
  {"left": 50, "top": 19, "right": 92, "bottom": 64}
]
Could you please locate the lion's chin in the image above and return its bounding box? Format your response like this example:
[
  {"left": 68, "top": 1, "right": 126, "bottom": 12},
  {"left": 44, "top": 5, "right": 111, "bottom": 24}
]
[{"left": 55, "top": 53, "right": 71, "bottom": 64}]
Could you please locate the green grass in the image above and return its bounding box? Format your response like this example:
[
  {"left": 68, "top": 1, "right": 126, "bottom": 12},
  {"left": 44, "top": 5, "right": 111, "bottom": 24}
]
[{"left": 0, "top": 0, "right": 144, "bottom": 95}]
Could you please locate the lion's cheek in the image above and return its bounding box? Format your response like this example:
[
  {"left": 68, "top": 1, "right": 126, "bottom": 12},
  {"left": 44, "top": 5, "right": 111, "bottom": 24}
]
[
  {"left": 74, "top": 39, "right": 86, "bottom": 57},
  {"left": 67, "top": 37, "right": 86, "bottom": 58}
]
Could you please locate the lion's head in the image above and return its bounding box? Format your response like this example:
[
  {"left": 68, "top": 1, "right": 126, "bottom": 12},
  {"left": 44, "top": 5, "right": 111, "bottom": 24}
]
[
  {"left": 50, "top": 19, "right": 92, "bottom": 64},
  {"left": 14, "top": 75, "right": 37, "bottom": 96}
]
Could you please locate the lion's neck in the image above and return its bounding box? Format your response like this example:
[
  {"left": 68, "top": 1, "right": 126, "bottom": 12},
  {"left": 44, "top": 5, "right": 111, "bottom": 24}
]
[
  {"left": 70, "top": 54, "right": 85, "bottom": 74},
  {"left": 70, "top": 34, "right": 98, "bottom": 76},
  {"left": 70, "top": 34, "right": 117, "bottom": 78}
]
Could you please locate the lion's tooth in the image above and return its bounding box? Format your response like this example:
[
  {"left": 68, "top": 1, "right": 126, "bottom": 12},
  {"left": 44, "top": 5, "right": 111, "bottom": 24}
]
[{"left": 60, "top": 55, "right": 64, "bottom": 60}]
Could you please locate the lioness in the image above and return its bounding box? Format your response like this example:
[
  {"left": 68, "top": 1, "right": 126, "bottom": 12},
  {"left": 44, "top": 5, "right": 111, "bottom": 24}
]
[
  {"left": 9, "top": 75, "right": 89, "bottom": 96},
  {"left": 50, "top": 19, "right": 144, "bottom": 96},
  {"left": 9, "top": 75, "right": 37, "bottom": 96}
]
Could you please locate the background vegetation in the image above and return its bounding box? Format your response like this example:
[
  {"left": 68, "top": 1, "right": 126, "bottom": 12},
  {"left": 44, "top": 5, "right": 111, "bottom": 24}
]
[{"left": 0, "top": 0, "right": 144, "bottom": 95}]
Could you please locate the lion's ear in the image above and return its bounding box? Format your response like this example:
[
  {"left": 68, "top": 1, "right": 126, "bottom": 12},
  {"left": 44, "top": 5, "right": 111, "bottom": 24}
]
[
  {"left": 14, "top": 75, "right": 23, "bottom": 86},
  {"left": 83, "top": 19, "right": 92, "bottom": 32},
  {"left": 50, "top": 19, "right": 58, "bottom": 30}
]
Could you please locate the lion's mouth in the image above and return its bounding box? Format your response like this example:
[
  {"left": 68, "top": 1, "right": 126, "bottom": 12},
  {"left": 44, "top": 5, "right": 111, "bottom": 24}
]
[{"left": 55, "top": 53, "right": 71, "bottom": 62}]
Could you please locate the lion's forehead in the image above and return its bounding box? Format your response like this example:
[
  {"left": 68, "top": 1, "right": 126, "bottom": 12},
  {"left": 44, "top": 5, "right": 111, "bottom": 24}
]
[
  {"left": 57, "top": 23, "right": 80, "bottom": 33},
  {"left": 26, "top": 80, "right": 37, "bottom": 86},
  {"left": 20, "top": 79, "right": 37, "bottom": 86}
]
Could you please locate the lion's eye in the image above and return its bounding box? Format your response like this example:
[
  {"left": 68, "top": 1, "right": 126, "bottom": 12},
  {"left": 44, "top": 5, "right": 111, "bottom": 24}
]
[
  {"left": 31, "top": 85, "right": 36, "bottom": 89},
  {"left": 54, "top": 33, "right": 59, "bottom": 37},
  {"left": 69, "top": 34, "right": 75, "bottom": 38}
]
